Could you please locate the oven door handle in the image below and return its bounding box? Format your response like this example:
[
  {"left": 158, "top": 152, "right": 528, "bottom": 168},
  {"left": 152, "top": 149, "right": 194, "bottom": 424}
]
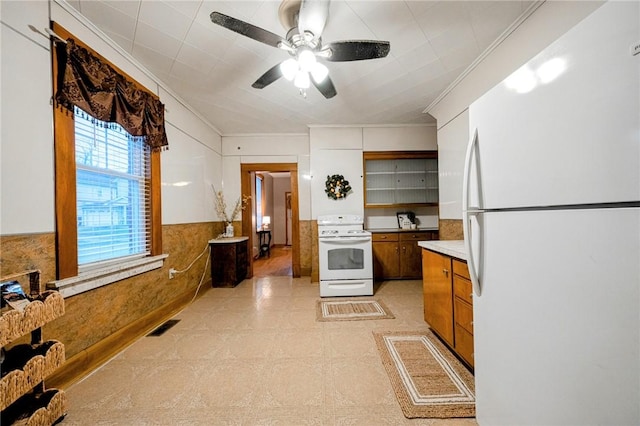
[{"left": 319, "top": 237, "right": 371, "bottom": 244}]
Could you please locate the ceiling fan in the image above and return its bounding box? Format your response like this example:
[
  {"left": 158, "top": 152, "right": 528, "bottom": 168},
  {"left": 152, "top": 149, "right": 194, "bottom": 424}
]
[{"left": 210, "top": 0, "right": 390, "bottom": 99}]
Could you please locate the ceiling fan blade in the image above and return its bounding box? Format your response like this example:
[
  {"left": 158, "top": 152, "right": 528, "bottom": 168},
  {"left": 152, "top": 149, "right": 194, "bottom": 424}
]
[
  {"left": 252, "top": 63, "right": 284, "bottom": 89},
  {"left": 324, "top": 40, "right": 390, "bottom": 62},
  {"left": 298, "top": 0, "right": 330, "bottom": 39},
  {"left": 312, "top": 75, "right": 337, "bottom": 99},
  {"left": 210, "top": 12, "right": 285, "bottom": 49}
]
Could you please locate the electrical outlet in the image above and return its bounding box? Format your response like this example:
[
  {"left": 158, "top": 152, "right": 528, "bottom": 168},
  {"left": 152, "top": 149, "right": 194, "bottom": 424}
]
[{"left": 169, "top": 268, "right": 177, "bottom": 279}]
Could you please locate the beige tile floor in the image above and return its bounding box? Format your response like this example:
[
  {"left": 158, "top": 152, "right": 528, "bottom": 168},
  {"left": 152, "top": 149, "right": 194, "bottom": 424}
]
[{"left": 63, "top": 277, "right": 478, "bottom": 425}]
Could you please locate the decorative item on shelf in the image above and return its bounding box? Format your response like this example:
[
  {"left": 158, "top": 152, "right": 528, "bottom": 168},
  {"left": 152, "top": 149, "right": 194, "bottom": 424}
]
[
  {"left": 396, "top": 211, "right": 416, "bottom": 229},
  {"left": 262, "top": 216, "right": 271, "bottom": 230},
  {"left": 325, "top": 174, "right": 352, "bottom": 200},
  {"left": 212, "top": 185, "right": 250, "bottom": 238}
]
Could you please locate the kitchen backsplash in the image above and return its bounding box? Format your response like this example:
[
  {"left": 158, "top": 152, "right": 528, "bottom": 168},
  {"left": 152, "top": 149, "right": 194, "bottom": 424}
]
[
  {"left": 364, "top": 207, "right": 439, "bottom": 230},
  {"left": 438, "top": 219, "right": 463, "bottom": 240}
]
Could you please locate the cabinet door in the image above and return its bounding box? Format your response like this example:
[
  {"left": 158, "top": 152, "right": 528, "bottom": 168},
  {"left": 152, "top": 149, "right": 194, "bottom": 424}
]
[
  {"left": 372, "top": 241, "right": 400, "bottom": 279},
  {"left": 399, "top": 232, "right": 430, "bottom": 278},
  {"left": 422, "top": 249, "right": 454, "bottom": 346},
  {"left": 236, "top": 240, "right": 248, "bottom": 283},
  {"left": 400, "top": 240, "right": 422, "bottom": 278},
  {"left": 454, "top": 324, "right": 474, "bottom": 367}
]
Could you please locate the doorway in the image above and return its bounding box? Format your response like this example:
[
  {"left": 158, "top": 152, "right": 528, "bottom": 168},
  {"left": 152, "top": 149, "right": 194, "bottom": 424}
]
[{"left": 241, "top": 163, "right": 300, "bottom": 278}]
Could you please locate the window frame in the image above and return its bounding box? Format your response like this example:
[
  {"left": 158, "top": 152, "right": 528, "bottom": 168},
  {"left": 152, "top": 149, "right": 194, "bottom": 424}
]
[
  {"left": 255, "top": 173, "right": 264, "bottom": 231},
  {"left": 52, "top": 23, "right": 162, "bottom": 280}
]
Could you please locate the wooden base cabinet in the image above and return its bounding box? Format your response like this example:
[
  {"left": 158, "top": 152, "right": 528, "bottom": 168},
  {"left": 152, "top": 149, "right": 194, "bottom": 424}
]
[
  {"left": 422, "top": 249, "right": 454, "bottom": 347},
  {"left": 373, "top": 231, "right": 438, "bottom": 280},
  {"left": 372, "top": 233, "right": 400, "bottom": 278},
  {"left": 453, "top": 259, "right": 474, "bottom": 367},
  {"left": 422, "top": 250, "right": 474, "bottom": 368},
  {"left": 209, "top": 238, "right": 248, "bottom": 287}
]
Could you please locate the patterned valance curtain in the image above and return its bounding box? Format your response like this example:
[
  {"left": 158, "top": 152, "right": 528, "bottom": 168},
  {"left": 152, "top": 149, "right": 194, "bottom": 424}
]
[{"left": 54, "top": 40, "right": 168, "bottom": 151}]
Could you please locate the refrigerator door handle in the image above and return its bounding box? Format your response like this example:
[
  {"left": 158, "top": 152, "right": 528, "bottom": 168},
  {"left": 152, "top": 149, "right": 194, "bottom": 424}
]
[{"left": 463, "top": 127, "right": 482, "bottom": 297}]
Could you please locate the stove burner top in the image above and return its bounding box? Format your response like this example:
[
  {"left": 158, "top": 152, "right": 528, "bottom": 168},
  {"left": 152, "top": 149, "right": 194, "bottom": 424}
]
[
  {"left": 317, "top": 214, "right": 371, "bottom": 239},
  {"left": 319, "top": 229, "right": 371, "bottom": 238}
]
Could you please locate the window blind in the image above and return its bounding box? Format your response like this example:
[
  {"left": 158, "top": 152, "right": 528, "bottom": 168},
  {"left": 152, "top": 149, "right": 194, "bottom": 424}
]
[{"left": 74, "top": 107, "right": 151, "bottom": 266}]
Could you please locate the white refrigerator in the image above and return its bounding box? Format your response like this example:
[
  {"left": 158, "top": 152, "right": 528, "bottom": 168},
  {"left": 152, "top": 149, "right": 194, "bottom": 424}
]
[{"left": 463, "top": 2, "right": 640, "bottom": 425}]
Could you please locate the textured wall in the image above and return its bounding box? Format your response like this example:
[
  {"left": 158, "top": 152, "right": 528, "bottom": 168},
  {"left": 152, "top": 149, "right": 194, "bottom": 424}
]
[
  {"left": 438, "top": 219, "right": 464, "bottom": 240},
  {"left": 0, "top": 222, "right": 222, "bottom": 358},
  {"left": 299, "top": 220, "right": 313, "bottom": 277},
  {"left": 0, "top": 233, "right": 57, "bottom": 286},
  {"left": 310, "top": 220, "right": 319, "bottom": 283}
]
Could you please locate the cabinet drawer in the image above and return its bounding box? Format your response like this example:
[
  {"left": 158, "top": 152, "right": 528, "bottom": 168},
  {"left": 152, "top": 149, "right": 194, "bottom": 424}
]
[
  {"left": 372, "top": 233, "right": 398, "bottom": 242},
  {"left": 454, "top": 297, "right": 474, "bottom": 334},
  {"left": 453, "top": 275, "right": 473, "bottom": 305},
  {"left": 400, "top": 232, "right": 429, "bottom": 241},
  {"left": 452, "top": 259, "right": 470, "bottom": 280},
  {"left": 455, "top": 324, "right": 474, "bottom": 368}
]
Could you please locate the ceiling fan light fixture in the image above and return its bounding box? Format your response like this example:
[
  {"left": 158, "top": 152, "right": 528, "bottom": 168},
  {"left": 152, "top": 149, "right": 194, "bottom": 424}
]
[
  {"left": 311, "top": 62, "right": 329, "bottom": 83},
  {"left": 280, "top": 58, "right": 299, "bottom": 81},
  {"left": 210, "top": 3, "right": 390, "bottom": 100},
  {"left": 294, "top": 70, "right": 310, "bottom": 89},
  {"left": 302, "top": 30, "right": 316, "bottom": 43},
  {"left": 297, "top": 49, "right": 316, "bottom": 71},
  {"left": 277, "top": 40, "right": 295, "bottom": 52}
]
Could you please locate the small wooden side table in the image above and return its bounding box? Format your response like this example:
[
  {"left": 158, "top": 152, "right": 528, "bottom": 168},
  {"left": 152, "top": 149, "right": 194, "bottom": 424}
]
[
  {"left": 257, "top": 229, "right": 271, "bottom": 258},
  {"left": 208, "top": 236, "right": 249, "bottom": 287}
]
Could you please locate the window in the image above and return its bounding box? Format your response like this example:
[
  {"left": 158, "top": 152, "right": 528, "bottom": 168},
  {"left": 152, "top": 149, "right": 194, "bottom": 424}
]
[
  {"left": 74, "top": 107, "right": 150, "bottom": 267},
  {"left": 52, "top": 23, "right": 163, "bottom": 280}
]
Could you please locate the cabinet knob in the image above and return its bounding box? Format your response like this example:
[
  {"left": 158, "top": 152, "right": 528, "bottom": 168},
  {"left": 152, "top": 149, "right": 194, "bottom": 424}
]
[
  {"left": 443, "top": 268, "right": 449, "bottom": 276},
  {"left": 381, "top": 235, "right": 387, "bottom": 239}
]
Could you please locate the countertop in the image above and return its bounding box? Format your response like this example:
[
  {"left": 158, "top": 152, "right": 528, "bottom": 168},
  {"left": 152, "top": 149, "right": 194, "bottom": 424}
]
[
  {"left": 368, "top": 227, "right": 439, "bottom": 233},
  {"left": 208, "top": 236, "right": 248, "bottom": 244},
  {"left": 418, "top": 240, "right": 467, "bottom": 261}
]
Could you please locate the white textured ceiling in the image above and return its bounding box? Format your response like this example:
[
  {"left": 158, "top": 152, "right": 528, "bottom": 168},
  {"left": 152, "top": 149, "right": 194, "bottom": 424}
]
[{"left": 66, "top": 0, "right": 535, "bottom": 135}]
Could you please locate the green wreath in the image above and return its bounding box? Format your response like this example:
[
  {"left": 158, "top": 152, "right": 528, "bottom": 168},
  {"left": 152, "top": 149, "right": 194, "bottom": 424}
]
[{"left": 325, "top": 174, "right": 352, "bottom": 200}]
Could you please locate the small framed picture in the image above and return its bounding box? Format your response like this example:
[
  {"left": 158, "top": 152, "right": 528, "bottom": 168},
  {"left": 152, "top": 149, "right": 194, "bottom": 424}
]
[{"left": 396, "top": 211, "right": 415, "bottom": 229}]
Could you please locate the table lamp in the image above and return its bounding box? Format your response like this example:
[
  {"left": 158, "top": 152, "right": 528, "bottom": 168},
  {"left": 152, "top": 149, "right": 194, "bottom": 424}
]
[{"left": 262, "top": 216, "right": 271, "bottom": 230}]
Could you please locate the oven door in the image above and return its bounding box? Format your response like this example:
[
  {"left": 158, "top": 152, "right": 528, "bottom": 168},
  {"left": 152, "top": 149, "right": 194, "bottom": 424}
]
[{"left": 318, "top": 236, "right": 373, "bottom": 281}]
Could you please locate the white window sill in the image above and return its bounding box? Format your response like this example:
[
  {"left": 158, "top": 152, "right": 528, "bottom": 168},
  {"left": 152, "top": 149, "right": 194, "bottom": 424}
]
[{"left": 47, "top": 254, "right": 168, "bottom": 298}]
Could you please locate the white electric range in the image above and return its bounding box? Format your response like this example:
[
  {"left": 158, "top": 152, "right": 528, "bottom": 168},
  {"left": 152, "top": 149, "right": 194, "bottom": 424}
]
[{"left": 317, "top": 214, "right": 373, "bottom": 297}]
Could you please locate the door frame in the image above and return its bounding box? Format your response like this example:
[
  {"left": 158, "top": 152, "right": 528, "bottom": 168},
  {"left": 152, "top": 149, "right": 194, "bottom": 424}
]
[
  {"left": 285, "top": 191, "right": 292, "bottom": 246},
  {"left": 241, "top": 163, "right": 300, "bottom": 277}
]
